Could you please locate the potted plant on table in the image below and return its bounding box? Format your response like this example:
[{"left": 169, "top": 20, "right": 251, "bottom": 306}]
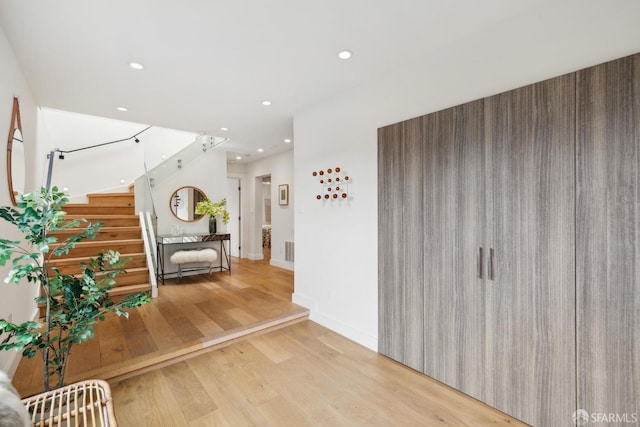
[
  {"left": 0, "top": 187, "right": 151, "bottom": 392},
  {"left": 195, "top": 198, "right": 230, "bottom": 234}
]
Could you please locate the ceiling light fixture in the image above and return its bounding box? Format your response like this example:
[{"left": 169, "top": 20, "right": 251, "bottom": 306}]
[
  {"left": 129, "top": 62, "right": 144, "bottom": 70},
  {"left": 337, "top": 50, "right": 353, "bottom": 60},
  {"left": 258, "top": 148, "right": 264, "bottom": 153},
  {"left": 220, "top": 127, "right": 228, "bottom": 131},
  {"left": 116, "top": 107, "right": 128, "bottom": 112},
  {"left": 284, "top": 138, "right": 292, "bottom": 143},
  {"left": 235, "top": 156, "right": 242, "bottom": 160},
  {"left": 261, "top": 100, "right": 272, "bottom": 106}
]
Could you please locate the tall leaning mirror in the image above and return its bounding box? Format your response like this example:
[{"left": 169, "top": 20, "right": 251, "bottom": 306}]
[
  {"left": 169, "top": 186, "right": 207, "bottom": 222},
  {"left": 7, "top": 97, "right": 25, "bottom": 206}
]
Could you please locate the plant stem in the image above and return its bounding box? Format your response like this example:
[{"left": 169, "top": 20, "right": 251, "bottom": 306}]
[{"left": 58, "top": 342, "right": 72, "bottom": 389}]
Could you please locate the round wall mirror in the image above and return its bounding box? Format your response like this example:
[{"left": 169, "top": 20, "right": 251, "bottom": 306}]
[
  {"left": 169, "top": 186, "right": 207, "bottom": 222},
  {"left": 7, "top": 97, "right": 25, "bottom": 206}
]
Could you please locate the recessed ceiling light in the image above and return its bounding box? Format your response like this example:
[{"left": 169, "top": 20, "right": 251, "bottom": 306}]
[
  {"left": 257, "top": 148, "right": 264, "bottom": 153},
  {"left": 116, "top": 107, "right": 128, "bottom": 112},
  {"left": 129, "top": 62, "right": 144, "bottom": 70},
  {"left": 284, "top": 138, "right": 292, "bottom": 143},
  {"left": 261, "top": 100, "right": 272, "bottom": 106},
  {"left": 337, "top": 50, "right": 353, "bottom": 60},
  {"left": 235, "top": 156, "right": 242, "bottom": 160},
  {"left": 220, "top": 127, "right": 228, "bottom": 131}
]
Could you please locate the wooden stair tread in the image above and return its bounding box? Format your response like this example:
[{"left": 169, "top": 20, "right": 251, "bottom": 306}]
[
  {"left": 118, "top": 267, "right": 149, "bottom": 274},
  {"left": 52, "top": 226, "right": 141, "bottom": 232},
  {"left": 65, "top": 203, "right": 134, "bottom": 207},
  {"left": 88, "top": 192, "right": 134, "bottom": 197},
  {"left": 48, "top": 252, "right": 147, "bottom": 264},
  {"left": 65, "top": 214, "right": 138, "bottom": 219},
  {"left": 109, "top": 283, "right": 152, "bottom": 296},
  {"left": 47, "top": 191, "right": 150, "bottom": 304},
  {"left": 51, "top": 238, "right": 143, "bottom": 246}
]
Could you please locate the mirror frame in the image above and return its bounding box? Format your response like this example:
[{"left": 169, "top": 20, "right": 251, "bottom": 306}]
[
  {"left": 169, "top": 185, "right": 207, "bottom": 222},
  {"left": 7, "top": 97, "right": 23, "bottom": 207}
]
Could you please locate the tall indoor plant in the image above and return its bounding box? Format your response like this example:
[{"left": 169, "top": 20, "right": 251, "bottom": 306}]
[
  {"left": 0, "top": 187, "right": 150, "bottom": 391},
  {"left": 195, "top": 198, "right": 230, "bottom": 234}
]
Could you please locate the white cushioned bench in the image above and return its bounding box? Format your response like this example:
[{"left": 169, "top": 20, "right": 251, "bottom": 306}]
[{"left": 170, "top": 248, "right": 218, "bottom": 279}]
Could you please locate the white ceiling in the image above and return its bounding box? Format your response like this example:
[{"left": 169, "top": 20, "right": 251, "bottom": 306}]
[{"left": 1, "top": 1, "right": 639, "bottom": 163}]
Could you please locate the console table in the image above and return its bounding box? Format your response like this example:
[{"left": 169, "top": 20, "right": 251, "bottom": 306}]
[{"left": 156, "top": 233, "right": 230, "bottom": 284}]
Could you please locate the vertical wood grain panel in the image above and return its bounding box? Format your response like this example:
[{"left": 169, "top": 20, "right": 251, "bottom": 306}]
[
  {"left": 378, "top": 123, "right": 405, "bottom": 363},
  {"left": 402, "top": 117, "right": 425, "bottom": 371},
  {"left": 422, "top": 107, "right": 456, "bottom": 381},
  {"left": 576, "top": 53, "right": 640, "bottom": 417},
  {"left": 378, "top": 118, "right": 424, "bottom": 371},
  {"left": 423, "top": 100, "right": 487, "bottom": 401},
  {"left": 452, "top": 99, "right": 487, "bottom": 400},
  {"left": 485, "top": 74, "right": 576, "bottom": 426}
]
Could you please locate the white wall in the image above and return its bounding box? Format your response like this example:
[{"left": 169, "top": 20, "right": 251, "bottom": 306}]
[
  {"left": 153, "top": 148, "right": 227, "bottom": 236},
  {"left": 293, "top": 3, "right": 640, "bottom": 351},
  {"left": 228, "top": 150, "right": 294, "bottom": 269},
  {"left": 37, "top": 108, "right": 197, "bottom": 201},
  {"left": 0, "top": 25, "right": 39, "bottom": 375}
]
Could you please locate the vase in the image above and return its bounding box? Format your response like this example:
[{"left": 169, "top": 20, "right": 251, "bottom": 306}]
[{"left": 208, "top": 216, "right": 217, "bottom": 234}]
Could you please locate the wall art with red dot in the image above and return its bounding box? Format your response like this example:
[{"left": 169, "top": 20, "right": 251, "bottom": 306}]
[{"left": 312, "top": 167, "right": 351, "bottom": 203}]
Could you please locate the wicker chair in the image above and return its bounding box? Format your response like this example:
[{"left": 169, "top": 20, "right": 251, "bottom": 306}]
[{"left": 21, "top": 380, "right": 117, "bottom": 427}]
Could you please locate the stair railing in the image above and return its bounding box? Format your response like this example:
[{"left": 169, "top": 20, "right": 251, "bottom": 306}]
[{"left": 139, "top": 212, "right": 158, "bottom": 298}]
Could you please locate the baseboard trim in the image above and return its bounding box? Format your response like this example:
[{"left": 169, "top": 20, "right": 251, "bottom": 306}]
[
  {"left": 270, "top": 258, "right": 293, "bottom": 271},
  {"left": 247, "top": 252, "right": 264, "bottom": 260},
  {"left": 291, "top": 293, "right": 377, "bottom": 351}
]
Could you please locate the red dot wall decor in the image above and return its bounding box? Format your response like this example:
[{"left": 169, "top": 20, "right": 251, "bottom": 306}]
[{"left": 312, "top": 166, "right": 351, "bottom": 204}]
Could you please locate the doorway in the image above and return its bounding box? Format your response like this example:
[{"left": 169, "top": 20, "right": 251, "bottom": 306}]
[
  {"left": 260, "top": 175, "right": 271, "bottom": 262},
  {"left": 226, "top": 178, "right": 241, "bottom": 257}
]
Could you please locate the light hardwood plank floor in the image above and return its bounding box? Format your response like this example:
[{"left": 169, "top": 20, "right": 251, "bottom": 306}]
[
  {"left": 14, "top": 256, "right": 307, "bottom": 396},
  {"left": 14, "top": 256, "right": 525, "bottom": 426},
  {"left": 111, "top": 320, "right": 526, "bottom": 426}
]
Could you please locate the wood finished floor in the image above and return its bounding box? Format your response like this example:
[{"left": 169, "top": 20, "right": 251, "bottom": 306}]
[
  {"left": 14, "top": 254, "right": 525, "bottom": 426},
  {"left": 14, "top": 255, "right": 306, "bottom": 397},
  {"left": 111, "top": 320, "right": 526, "bottom": 426}
]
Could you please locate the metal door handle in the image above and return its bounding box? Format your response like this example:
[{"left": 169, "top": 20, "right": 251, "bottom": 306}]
[
  {"left": 489, "top": 248, "right": 495, "bottom": 281},
  {"left": 477, "top": 247, "right": 483, "bottom": 278}
]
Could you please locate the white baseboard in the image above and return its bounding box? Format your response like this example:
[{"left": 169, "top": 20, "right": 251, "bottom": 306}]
[
  {"left": 247, "top": 252, "right": 263, "bottom": 260},
  {"left": 269, "top": 258, "right": 294, "bottom": 271},
  {"left": 291, "top": 292, "right": 378, "bottom": 352},
  {"left": 292, "top": 292, "right": 315, "bottom": 311}
]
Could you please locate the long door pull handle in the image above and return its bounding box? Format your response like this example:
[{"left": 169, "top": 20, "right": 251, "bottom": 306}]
[
  {"left": 477, "top": 247, "right": 483, "bottom": 279},
  {"left": 489, "top": 248, "right": 495, "bottom": 281}
]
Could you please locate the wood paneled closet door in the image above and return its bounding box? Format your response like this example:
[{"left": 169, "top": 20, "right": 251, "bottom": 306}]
[
  {"left": 422, "top": 101, "right": 487, "bottom": 401},
  {"left": 484, "top": 74, "right": 576, "bottom": 426},
  {"left": 577, "top": 54, "right": 640, "bottom": 417},
  {"left": 378, "top": 118, "right": 424, "bottom": 371}
]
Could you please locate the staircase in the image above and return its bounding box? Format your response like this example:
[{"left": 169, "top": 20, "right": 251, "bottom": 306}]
[{"left": 47, "top": 188, "right": 153, "bottom": 300}]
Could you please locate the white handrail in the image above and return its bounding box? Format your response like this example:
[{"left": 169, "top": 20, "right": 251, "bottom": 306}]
[
  {"left": 139, "top": 212, "right": 158, "bottom": 298},
  {"left": 145, "top": 211, "right": 157, "bottom": 266}
]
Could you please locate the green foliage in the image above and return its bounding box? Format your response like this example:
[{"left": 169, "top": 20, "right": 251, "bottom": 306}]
[
  {"left": 195, "top": 198, "right": 230, "bottom": 224},
  {"left": 0, "top": 187, "right": 151, "bottom": 391}
]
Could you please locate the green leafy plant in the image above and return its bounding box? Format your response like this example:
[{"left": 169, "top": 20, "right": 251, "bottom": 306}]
[
  {"left": 0, "top": 187, "right": 151, "bottom": 391},
  {"left": 195, "top": 198, "right": 230, "bottom": 224}
]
